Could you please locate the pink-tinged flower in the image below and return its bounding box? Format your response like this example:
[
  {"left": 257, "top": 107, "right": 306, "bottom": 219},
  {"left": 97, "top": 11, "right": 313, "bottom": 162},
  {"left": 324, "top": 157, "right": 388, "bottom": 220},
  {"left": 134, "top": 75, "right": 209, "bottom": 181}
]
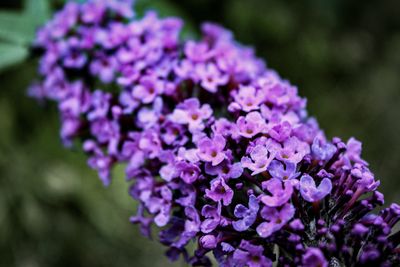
[
  {"left": 195, "top": 63, "right": 229, "bottom": 93},
  {"left": 230, "top": 85, "right": 265, "bottom": 112},
  {"left": 212, "top": 118, "right": 238, "bottom": 138},
  {"left": 173, "top": 59, "right": 195, "bottom": 80},
  {"left": 241, "top": 143, "right": 276, "bottom": 175},
  {"left": 132, "top": 76, "right": 164, "bottom": 104},
  {"left": 237, "top": 112, "right": 267, "bottom": 138},
  {"left": 81, "top": 1, "right": 106, "bottom": 24},
  {"left": 205, "top": 177, "right": 234, "bottom": 206},
  {"left": 268, "top": 121, "right": 292, "bottom": 142},
  {"left": 276, "top": 136, "right": 310, "bottom": 164},
  {"left": 261, "top": 77, "right": 305, "bottom": 108},
  {"left": 197, "top": 134, "right": 227, "bottom": 166},
  {"left": 184, "top": 40, "right": 213, "bottom": 62},
  {"left": 232, "top": 195, "right": 259, "bottom": 231},
  {"left": 256, "top": 203, "right": 295, "bottom": 238},
  {"left": 260, "top": 178, "right": 293, "bottom": 207},
  {"left": 299, "top": 174, "right": 332, "bottom": 202},
  {"left": 169, "top": 98, "right": 212, "bottom": 133},
  {"left": 346, "top": 137, "right": 369, "bottom": 165}
]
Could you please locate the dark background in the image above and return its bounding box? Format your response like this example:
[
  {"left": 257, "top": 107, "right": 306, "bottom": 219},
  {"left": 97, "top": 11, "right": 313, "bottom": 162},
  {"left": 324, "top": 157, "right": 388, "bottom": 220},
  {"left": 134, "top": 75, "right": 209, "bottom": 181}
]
[{"left": 0, "top": 0, "right": 399, "bottom": 266}]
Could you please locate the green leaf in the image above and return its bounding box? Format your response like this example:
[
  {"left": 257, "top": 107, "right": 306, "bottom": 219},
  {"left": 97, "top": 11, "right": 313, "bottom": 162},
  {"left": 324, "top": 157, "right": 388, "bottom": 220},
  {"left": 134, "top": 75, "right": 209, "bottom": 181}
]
[
  {"left": 0, "top": 43, "right": 28, "bottom": 72},
  {"left": 0, "top": 12, "right": 35, "bottom": 45},
  {"left": 0, "top": 0, "right": 50, "bottom": 46},
  {"left": 24, "top": 0, "right": 51, "bottom": 25}
]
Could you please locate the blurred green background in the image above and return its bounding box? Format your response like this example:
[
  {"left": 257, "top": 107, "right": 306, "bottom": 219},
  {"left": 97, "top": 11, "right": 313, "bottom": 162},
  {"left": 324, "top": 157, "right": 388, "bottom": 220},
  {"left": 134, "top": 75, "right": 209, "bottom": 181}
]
[{"left": 0, "top": 0, "right": 399, "bottom": 266}]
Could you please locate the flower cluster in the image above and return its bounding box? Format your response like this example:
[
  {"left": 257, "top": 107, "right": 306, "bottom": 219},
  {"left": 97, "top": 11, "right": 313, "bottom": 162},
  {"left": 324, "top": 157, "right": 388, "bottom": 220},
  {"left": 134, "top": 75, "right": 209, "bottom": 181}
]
[{"left": 30, "top": 1, "right": 400, "bottom": 266}]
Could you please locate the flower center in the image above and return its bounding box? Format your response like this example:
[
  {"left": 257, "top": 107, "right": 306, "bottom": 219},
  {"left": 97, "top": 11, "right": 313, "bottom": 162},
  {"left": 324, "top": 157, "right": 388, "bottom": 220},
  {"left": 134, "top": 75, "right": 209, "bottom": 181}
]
[
  {"left": 191, "top": 113, "right": 199, "bottom": 120},
  {"left": 246, "top": 128, "right": 253, "bottom": 134}
]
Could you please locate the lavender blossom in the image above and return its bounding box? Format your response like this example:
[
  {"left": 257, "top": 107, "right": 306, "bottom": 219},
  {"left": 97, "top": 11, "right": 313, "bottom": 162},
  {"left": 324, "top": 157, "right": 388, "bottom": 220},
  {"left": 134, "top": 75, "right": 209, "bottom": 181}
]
[{"left": 30, "top": 1, "right": 400, "bottom": 266}]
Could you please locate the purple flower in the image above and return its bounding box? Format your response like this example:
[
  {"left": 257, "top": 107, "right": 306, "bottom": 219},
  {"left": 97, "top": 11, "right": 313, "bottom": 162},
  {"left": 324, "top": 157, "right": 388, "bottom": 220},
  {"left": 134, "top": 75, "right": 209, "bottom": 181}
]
[
  {"left": 352, "top": 164, "right": 380, "bottom": 193},
  {"left": 81, "top": 1, "right": 106, "bottom": 24},
  {"left": 205, "top": 177, "right": 234, "bottom": 206},
  {"left": 173, "top": 59, "right": 195, "bottom": 80},
  {"left": 241, "top": 144, "right": 276, "bottom": 175},
  {"left": 268, "top": 121, "right": 292, "bottom": 142},
  {"left": 276, "top": 136, "right": 310, "bottom": 164},
  {"left": 311, "top": 135, "right": 337, "bottom": 161},
  {"left": 146, "top": 185, "right": 172, "bottom": 227},
  {"left": 137, "top": 97, "right": 163, "bottom": 128},
  {"left": 237, "top": 112, "right": 267, "bottom": 138},
  {"left": 184, "top": 206, "right": 201, "bottom": 233},
  {"left": 63, "top": 49, "right": 87, "bottom": 69},
  {"left": 84, "top": 140, "right": 113, "bottom": 186},
  {"left": 299, "top": 174, "right": 332, "bottom": 202},
  {"left": 119, "top": 89, "right": 139, "bottom": 114},
  {"left": 138, "top": 129, "right": 162, "bottom": 159},
  {"left": 302, "top": 248, "right": 328, "bottom": 267},
  {"left": 59, "top": 115, "right": 81, "bottom": 145},
  {"left": 169, "top": 98, "right": 212, "bottom": 133},
  {"left": 346, "top": 137, "right": 368, "bottom": 165},
  {"left": 256, "top": 203, "right": 295, "bottom": 238},
  {"left": 32, "top": 3, "right": 400, "bottom": 265},
  {"left": 232, "top": 240, "right": 273, "bottom": 267},
  {"left": 268, "top": 160, "right": 299, "bottom": 181},
  {"left": 196, "top": 63, "right": 229, "bottom": 93},
  {"left": 260, "top": 178, "right": 293, "bottom": 207},
  {"left": 175, "top": 161, "right": 201, "bottom": 184},
  {"left": 90, "top": 118, "right": 120, "bottom": 154},
  {"left": 130, "top": 204, "right": 152, "bottom": 238},
  {"left": 160, "top": 121, "right": 188, "bottom": 145},
  {"left": 201, "top": 203, "right": 224, "bottom": 233},
  {"left": 90, "top": 54, "right": 117, "bottom": 83},
  {"left": 200, "top": 234, "right": 218, "bottom": 249},
  {"left": 132, "top": 76, "right": 164, "bottom": 104},
  {"left": 184, "top": 40, "right": 213, "bottom": 63},
  {"left": 230, "top": 85, "right": 265, "bottom": 112},
  {"left": 232, "top": 195, "right": 259, "bottom": 231},
  {"left": 197, "top": 134, "right": 227, "bottom": 166},
  {"left": 87, "top": 90, "right": 111, "bottom": 121},
  {"left": 204, "top": 159, "right": 243, "bottom": 180},
  {"left": 212, "top": 118, "right": 238, "bottom": 138}
]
